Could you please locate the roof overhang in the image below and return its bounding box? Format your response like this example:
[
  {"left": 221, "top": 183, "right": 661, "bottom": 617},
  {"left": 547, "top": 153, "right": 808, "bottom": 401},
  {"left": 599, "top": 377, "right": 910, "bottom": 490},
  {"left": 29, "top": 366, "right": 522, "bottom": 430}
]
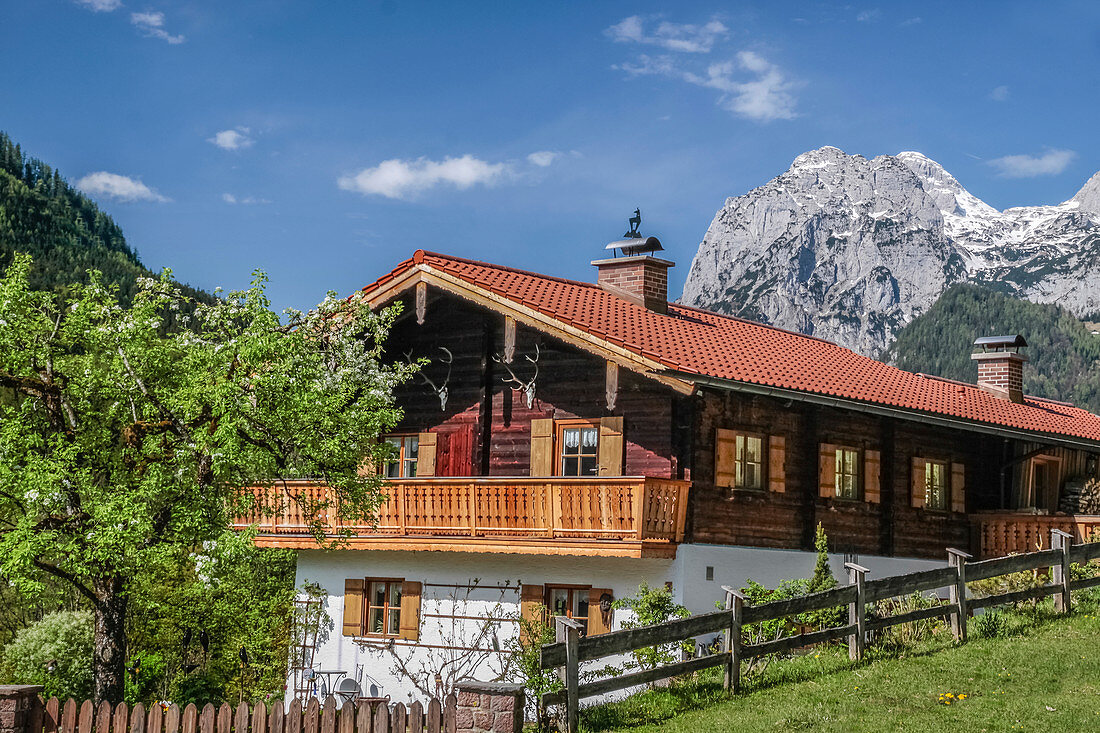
[
  {"left": 662, "top": 369, "right": 1100, "bottom": 452},
  {"left": 362, "top": 263, "right": 695, "bottom": 395}
]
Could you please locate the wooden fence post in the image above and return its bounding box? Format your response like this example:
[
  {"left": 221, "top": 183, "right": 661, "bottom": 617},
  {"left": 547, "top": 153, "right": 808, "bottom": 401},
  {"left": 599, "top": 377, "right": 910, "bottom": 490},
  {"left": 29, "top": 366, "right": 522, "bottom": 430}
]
[
  {"left": 555, "top": 617, "right": 583, "bottom": 733},
  {"left": 720, "top": 586, "right": 744, "bottom": 693},
  {"left": 946, "top": 548, "right": 972, "bottom": 643},
  {"left": 1051, "top": 529, "right": 1073, "bottom": 614},
  {"left": 844, "top": 562, "right": 869, "bottom": 661}
]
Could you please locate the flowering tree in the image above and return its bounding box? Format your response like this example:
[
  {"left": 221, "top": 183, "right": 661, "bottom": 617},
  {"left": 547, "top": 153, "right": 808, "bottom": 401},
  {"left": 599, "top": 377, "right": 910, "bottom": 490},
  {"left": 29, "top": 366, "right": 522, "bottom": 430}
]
[{"left": 0, "top": 253, "right": 412, "bottom": 702}]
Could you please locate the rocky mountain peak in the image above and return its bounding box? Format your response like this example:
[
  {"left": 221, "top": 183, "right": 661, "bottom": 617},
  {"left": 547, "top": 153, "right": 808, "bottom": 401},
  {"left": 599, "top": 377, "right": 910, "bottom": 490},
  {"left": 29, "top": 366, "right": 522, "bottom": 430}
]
[
  {"left": 1072, "top": 170, "right": 1100, "bottom": 215},
  {"left": 682, "top": 147, "right": 1100, "bottom": 356}
]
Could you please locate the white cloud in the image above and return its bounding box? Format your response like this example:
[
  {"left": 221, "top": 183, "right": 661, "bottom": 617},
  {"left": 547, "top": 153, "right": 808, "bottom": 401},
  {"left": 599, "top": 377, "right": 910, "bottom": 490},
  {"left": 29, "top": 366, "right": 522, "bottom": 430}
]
[
  {"left": 527, "top": 151, "right": 559, "bottom": 167},
  {"left": 338, "top": 155, "right": 508, "bottom": 200},
  {"left": 678, "top": 51, "right": 798, "bottom": 122},
  {"left": 856, "top": 9, "right": 882, "bottom": 22},
  {"left": 222, "top": 193, "right": 271, "bottom": 205},
  {"left": 989, "top": 85, "right": 1010, "bottom": 102},
  {"left": 900, "top": 16, "right": 923, "bottom": 26},
  {"left": 208, "top": 127, "right": 254, "bottom": 151},
  {"left": 75, "top": 172, "right": 168, "bottom": 202},
  {"left": 988, "top": 149, "right": 1076, "bottom": 178},
  {"left": 75, "top": 0, "right": 122, "bottom": 11},
  {"left": 605, "top": 15, "right": 728, "bottom": 54},
  {"left": 131, "top": 11, "right": 185, "bottom": 44}
]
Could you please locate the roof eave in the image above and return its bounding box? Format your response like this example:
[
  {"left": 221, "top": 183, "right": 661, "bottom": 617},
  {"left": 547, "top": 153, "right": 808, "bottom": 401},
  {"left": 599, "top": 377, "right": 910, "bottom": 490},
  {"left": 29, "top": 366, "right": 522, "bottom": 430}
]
[{"left": 662, "top": 370, "right": 1100, "bottom": 452}]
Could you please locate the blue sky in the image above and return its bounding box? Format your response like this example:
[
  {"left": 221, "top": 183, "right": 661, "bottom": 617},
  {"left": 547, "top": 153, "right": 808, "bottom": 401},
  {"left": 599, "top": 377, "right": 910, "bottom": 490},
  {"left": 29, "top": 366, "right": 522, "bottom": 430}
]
[{"left": 2, "top": 1, "right": 1099, "bottom": 313}]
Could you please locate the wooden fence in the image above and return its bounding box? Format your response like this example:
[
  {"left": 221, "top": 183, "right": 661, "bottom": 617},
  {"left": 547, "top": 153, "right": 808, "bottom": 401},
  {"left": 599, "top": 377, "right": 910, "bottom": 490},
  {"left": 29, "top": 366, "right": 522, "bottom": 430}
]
[
  {"left": 540, "top": 530, "right": 1100, "bottom": 733},
  {"left": 29, "top": 696, "right": 456, "bottom": 733}
]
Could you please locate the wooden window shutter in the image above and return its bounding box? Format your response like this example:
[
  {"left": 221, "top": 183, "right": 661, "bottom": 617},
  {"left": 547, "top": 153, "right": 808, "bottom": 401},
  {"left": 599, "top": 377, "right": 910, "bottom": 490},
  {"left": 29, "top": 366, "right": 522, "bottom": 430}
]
[
  {"left": 530, "top": 419, "right": 554, "bottom": 476},
  {"left": 417, "top": 432, "right": 437, "bottom": 477},
  {"left": 715, "top": 429, "right": 737, "bottom": 489},
  {"left": 819, "top": 443, "right": 837, "bottom": 498},
  {"left": 342, "top": 579, "right": 365, "bottom": 637},
  {"left": 950, "top": 462, "right": 966, "bottom": 513},
  {"left": 598, "top": 417, "right": 624, "bottom": 476},
  {"left": 911, "top": 457, "right": 926, "bottom": 509},
  {"left": 519, "top": 584, "right": 545, "bottom": 644},
  {"left": 398, "top": 581, "right": 422, "bottom": 641},
  {"left": 768, "top": 435, "right": 786, "bottom": 493},
  {"left": 587, "top": 588, "right": 613, "bottom": 636},
  {"left": 864, "top": 450, "right": 881, "bottom": 504}
]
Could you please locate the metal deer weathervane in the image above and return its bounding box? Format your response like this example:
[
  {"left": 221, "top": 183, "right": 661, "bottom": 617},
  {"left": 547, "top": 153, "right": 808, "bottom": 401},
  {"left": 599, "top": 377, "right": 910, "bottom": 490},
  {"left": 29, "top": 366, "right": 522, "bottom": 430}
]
[
  {"left": 625, "top": 208, "right": 642, "bottom": 238},
  {"left": 494, "top": 344, "right": 540, "bottom": 408}
]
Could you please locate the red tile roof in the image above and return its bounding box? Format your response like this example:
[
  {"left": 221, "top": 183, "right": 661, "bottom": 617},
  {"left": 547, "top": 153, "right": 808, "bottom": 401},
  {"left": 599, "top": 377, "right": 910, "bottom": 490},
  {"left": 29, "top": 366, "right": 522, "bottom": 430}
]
[{"left": 363, "top": 250, "right": 1100, "bottom": 446}]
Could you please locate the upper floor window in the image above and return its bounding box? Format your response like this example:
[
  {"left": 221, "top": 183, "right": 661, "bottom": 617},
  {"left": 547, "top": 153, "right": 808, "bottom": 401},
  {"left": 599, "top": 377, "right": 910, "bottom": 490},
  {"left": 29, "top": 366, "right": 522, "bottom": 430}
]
[
  {"left": 924, "top": 460, "right": 948, "bottom": 510},
  {"left": 734, "top": 434, "right": 764, "bottom": 490},
  {"left": 558, "top": 421, "right": 599, "bottom": 477},
  {"left": 384, "top": 434, "right": 419, "bottom": 478},
  {"left": 835, "top": 447, "right": 862, "bottom": 500}
]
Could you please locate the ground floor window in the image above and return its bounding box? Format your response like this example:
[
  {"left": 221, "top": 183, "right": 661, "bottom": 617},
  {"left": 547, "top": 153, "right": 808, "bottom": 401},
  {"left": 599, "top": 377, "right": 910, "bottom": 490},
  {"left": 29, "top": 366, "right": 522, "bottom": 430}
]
[
  {"left": 546, "top": 585, "right": 590, "bottom": 628},
  {"left": 366, "top": 578, "right": 403, "bottom": 636}
]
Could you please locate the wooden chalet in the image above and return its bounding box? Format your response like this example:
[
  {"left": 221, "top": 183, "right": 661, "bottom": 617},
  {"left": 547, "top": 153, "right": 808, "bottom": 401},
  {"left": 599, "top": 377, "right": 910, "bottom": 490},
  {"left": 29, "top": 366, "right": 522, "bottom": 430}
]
[{"left": 238, "top": 248, "right": 1100, "bottom": 562}]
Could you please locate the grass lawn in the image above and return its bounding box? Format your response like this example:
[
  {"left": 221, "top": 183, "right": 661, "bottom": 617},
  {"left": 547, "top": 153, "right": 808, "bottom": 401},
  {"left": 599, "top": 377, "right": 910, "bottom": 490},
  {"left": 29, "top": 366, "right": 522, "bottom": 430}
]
[{"left": 578, "top": 600, "right": 1100, "bottom": 732}]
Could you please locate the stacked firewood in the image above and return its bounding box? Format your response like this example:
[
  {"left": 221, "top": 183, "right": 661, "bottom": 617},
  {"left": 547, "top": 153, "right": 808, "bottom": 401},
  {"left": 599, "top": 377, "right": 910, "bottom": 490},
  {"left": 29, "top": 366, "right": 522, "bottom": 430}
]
[{"left": 1059, "top": 478, "right": 1100, "bottom": 514}]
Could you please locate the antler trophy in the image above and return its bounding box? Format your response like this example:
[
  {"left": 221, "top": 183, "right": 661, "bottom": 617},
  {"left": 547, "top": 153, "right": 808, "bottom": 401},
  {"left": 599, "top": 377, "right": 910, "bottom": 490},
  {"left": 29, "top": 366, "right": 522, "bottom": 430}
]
[
  {"left": 494, "top": 344, "right": 540, "bottom": 408},
  {"left": 405, "top": 347, "right": 453, "bottom": 411}
]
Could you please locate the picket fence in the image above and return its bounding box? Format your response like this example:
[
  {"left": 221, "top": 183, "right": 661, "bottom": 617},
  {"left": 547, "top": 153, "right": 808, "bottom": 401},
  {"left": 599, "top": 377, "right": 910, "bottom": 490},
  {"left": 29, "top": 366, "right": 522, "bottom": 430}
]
[
  {"left": 31, "top": 696, "right": 456, "bottom": 733},
  {"left": 541, "top": 530, "right": 1100, "bottom": 733}
]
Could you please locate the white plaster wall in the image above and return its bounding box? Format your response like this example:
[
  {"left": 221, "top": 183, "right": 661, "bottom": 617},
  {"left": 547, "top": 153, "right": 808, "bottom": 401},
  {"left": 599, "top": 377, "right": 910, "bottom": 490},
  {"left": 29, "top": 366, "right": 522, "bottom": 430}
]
[
  {"left": 293, "top": 549, "right": 675, "bottom": 707},
  {"left": 292, "top": 545, "right": 947, "bottom": 707},
  {"left": 673, "top": 543, "right": 947, "bottom": 616}
]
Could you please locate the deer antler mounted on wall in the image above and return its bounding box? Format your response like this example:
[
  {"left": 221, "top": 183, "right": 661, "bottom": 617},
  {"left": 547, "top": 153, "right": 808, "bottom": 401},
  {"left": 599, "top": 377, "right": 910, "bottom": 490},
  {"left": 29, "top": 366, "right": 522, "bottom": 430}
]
[
  {"left": 405, "top": 347, "right": 453, "bottom": 411},
  {"left": 493, "top": 344, "right": 540, "bottom": 408}
]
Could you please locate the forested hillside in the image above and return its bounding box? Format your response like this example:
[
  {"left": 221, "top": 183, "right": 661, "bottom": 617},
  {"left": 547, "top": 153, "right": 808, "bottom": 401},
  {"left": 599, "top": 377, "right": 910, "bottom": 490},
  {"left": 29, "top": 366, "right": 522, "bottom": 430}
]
[
  {"left": 0, "top": 132, "right": 212, "bottom": 305},
  {"left": 887, "top": 284, "right": 1100, "bottom": 413}
]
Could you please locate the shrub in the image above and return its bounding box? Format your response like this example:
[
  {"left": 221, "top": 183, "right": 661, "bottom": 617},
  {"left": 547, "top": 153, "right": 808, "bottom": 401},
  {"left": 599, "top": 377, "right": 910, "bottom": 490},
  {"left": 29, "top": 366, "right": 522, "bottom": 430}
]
[
  {"left": 612, "top": 582, "right": 690, "bottom": 670},
  {"left": 1, "top": 611, "right": 93, "bottom": 700},
  {"left": 972, "top": 610, "right": 1008, "bottom": 639},
  {"left": 506, "top": 603, "right": 561, "bottom": 732},
  {"left": 871, "top": 592, "right": 947, "bottom": 650}
]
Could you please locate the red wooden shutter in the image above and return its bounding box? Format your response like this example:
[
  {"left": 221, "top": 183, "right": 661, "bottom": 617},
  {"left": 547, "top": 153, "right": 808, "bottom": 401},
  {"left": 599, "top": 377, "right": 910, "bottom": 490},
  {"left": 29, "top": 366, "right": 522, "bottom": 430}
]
[
  {"left": 951, "top": 462, "right": 966, "bottom": 513},
  {"left": 768, "top": 435, "right": 786, "bottom": 493},
  {"left": 911, "top": 457, "right": 926, "bottom": 509},
  {"left": 819, "top": 444, "right": 837, "bottom": 498},
  {"left": 864, "top": 450, "right": 881, "bottom": 504},
  {"left": 437, "top": 424, "right": 475, "bottom": 476},
  {"left": 342, "top": 579, "right": 365, "bottom": 636},
  {"left": 715, "top": 429, "right": 736, "bottom": 489}
]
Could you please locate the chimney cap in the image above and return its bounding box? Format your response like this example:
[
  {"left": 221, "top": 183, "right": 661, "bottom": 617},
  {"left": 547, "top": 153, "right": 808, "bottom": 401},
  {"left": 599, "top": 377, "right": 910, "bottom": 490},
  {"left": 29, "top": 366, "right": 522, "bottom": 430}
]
[
  {"left": 605, "top": 236, "right": 663, "bottom": 257},
  {"left": 973, "top": 334, "right": 1028, "bottom": 350}
]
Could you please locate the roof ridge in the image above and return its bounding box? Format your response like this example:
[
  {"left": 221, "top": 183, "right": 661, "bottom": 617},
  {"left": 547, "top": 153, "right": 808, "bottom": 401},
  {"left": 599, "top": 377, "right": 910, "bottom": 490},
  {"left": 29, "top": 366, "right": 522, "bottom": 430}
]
[{"left": 415, "top": 249, "right": 605, "bottom": 292}]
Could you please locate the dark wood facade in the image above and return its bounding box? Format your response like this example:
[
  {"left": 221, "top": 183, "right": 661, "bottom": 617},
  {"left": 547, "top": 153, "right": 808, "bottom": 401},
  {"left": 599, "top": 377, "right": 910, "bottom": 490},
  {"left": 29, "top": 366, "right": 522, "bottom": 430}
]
[{"left": 369, "top": 284, "right": 1100, "bottom": 561}]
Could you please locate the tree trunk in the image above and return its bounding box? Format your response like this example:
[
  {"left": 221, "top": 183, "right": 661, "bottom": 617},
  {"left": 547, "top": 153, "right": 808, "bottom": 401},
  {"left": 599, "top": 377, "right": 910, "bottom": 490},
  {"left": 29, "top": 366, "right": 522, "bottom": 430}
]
[{"left": 93, "top": 575, "right": 128, "bottom": 703}]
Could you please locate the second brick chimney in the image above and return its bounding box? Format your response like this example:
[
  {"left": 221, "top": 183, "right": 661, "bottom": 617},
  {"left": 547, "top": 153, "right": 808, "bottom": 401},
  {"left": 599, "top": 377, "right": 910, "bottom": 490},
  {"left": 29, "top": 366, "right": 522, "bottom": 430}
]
[
  {"left": 591, "top": 254, "right": 674, "bottom": 313},
  {"left": 971, "top": 335, "right": 1028, "bottom": 403}
]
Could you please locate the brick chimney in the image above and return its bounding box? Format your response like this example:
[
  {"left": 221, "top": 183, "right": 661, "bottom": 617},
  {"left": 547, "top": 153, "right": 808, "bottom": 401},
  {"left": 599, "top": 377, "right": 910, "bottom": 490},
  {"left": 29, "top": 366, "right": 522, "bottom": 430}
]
[{"left": 971, "top": 335, "right": 1028, "bottom": 403}]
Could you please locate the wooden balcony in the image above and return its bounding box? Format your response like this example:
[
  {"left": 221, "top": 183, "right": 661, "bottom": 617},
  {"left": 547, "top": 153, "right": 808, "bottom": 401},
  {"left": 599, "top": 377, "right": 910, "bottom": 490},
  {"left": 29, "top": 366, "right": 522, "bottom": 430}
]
[
  {"left": 974, "top": 512, "right": 1100, "bottom": 558},
  {"left": 233, "top": 476, "right": 691, "bottom": 558}
]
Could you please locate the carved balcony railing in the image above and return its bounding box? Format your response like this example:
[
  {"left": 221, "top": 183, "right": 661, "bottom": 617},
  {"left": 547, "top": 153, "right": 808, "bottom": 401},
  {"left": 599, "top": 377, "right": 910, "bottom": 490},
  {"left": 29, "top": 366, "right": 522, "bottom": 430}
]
[
  {"left": 974, "top": 512, "right": 1100, "bottom": 558},
  {"left": 232, "top": 476, "right": 690, "bottom": 556}
]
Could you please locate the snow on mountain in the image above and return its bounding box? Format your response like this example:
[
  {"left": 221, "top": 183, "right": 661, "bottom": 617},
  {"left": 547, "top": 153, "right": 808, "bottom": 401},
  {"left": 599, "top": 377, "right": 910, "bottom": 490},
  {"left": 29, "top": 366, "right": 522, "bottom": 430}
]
[{"left": 681, "top": 147, "right": 1100, "bottom": 356}]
